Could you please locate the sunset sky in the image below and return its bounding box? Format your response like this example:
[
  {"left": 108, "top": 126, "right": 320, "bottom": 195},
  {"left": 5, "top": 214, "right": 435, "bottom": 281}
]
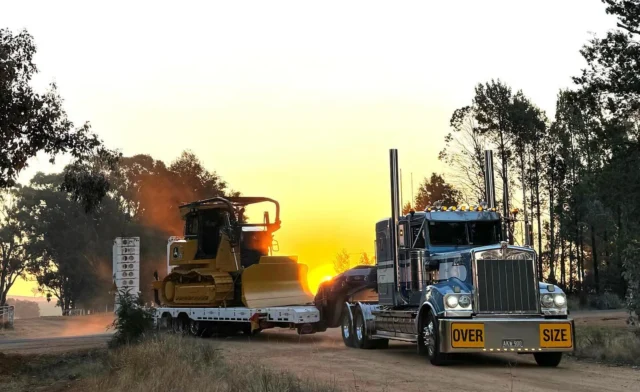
[{"left": 3, "top": 1, "right": 615, "bottom": 296}]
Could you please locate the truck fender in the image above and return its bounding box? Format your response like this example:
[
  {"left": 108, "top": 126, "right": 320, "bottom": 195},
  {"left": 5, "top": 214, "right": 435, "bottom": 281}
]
[{"left": 415, "top": 301, "right": 436, "bottom": 331}]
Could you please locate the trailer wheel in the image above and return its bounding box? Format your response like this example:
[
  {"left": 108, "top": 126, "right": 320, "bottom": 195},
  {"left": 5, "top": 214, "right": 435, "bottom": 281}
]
[
  {"left": 341, "top": 304, "right": 355, "bottom": 348},
  {"left": 172, "top": 316, "right": 187, "bottom": 335},
  {"left": 159, "top": 313, "right": 172, "bottom": 332},
  {"left": 420, "top": 311, "right": 446, "bottom": 366},
  {"left": 189, "top": 320, "right": 207, "bottom": 337},
  {"left": 533, "top": 352, "right": 563, "bottom": 367}
]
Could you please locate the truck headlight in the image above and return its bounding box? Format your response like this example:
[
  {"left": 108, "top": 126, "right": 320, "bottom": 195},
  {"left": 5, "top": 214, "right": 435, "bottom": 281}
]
[
  {"left": 553, "top": 293, "right": 566, "bottom": 307},
  {"left": 541, "top": 294, "right": 554, "bottom": 308},
  {"left": 446, "top": 295, "right": 459, "bottom": 308},
  {"left": 458, "top": 295, "right": 471, "bottom": 308}
]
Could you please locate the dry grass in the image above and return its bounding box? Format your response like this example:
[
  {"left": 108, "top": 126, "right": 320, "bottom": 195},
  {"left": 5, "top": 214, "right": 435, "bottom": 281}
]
[
  {"left": 1, "top": 335, "right": 340, "bottom": 392},
  {"left": 572, "top": 325, "right": 640, "bottom": 366},
  {"left": 0, "top": 350, "right": 106, "bottom": 392}
]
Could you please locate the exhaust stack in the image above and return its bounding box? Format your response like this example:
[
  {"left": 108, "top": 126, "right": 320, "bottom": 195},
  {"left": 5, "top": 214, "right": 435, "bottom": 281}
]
[
  {"left": 484, "top": 150, "right": 496, "bottom": 208},
  {"left": 389, "top": 149, "right": 401, "bottom": 297}
]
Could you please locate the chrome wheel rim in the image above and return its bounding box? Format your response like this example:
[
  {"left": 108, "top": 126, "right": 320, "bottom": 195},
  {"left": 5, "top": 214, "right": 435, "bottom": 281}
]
[
  {"left": 356, "top": 321, "right": 363, "bottom": 341},
  {"left": 423, "top": 321, "right": 435, "bottom": 356},
  {"left": 342, "top": 317, "right": 350, "bottom": 339}
]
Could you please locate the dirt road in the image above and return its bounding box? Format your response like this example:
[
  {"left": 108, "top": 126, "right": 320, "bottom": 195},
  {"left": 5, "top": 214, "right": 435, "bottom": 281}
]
[
  {"left": 0, "top": 313, "right": 114, "bottom": 340},
  {"left": 220, "top": 328, "right": 639, "bottom": 392},
  {"left": 1, "top": 311, "right": 638, "bottom": 391},
  {"left": 0, "top": 334, "right": 111, "bottom": 354}
]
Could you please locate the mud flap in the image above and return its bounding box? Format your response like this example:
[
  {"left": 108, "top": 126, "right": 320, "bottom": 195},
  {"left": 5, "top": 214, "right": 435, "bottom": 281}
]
[{"left": 241, "top": 256, "right": 314, "bottom": 307}]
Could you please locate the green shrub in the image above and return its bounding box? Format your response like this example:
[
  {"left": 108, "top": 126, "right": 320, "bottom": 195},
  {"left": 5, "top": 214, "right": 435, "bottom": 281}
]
[
  {"left": 108, "top": 289, "right": 154, "bottom": 348},
  {"left": 573, "top": 326, "right": 640, "bottom": 365},
  {"left": 566, "top": 292, "right": 624, "bottom": 311},
  {"left": 588, "top": 291, "right": 625, "bottom": 310}
]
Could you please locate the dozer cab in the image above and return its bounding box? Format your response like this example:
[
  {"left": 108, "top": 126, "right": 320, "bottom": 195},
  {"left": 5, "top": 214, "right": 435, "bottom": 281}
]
[{"left": 152, "top": 196, "right": 313, "bottom": 308}]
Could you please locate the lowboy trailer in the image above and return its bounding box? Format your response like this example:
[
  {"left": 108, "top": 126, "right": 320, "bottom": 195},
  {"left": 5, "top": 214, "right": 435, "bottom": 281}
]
[{"left": 153, "top": 149, "right": 574, "bottom": 367}]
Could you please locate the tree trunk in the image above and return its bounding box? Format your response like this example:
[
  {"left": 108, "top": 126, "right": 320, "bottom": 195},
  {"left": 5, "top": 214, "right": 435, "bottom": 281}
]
[
  {"left": 616, "top": 204, "right": 626, "bottom": 297},
  {"left": 578, "top": 226, "right": 585, "bottom": 288},
  {"left": 591, "top": 225, "right": 600, "bottom": 294},
  {"left": 603, "top": 229, "right": 609, "bottom": 269},
  {"left": 568, "top": 241, "right": 574, "bottom": 292},
  {"left": 560, "top": 237, "right": 566, "bottom": 289},
  {"left": 498, "top": 131, "right": 511, "bottom": 244},
  {"left": 548, "top": 162, "right": 556, "bottom": 283},
  {"left": 0, "top": 271, "right": 6, "bottom": 307}
]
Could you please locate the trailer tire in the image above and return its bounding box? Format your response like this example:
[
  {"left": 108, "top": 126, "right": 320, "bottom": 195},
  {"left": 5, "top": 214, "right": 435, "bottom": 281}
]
[
  {"left": 419, "top": 310, "right": 447, "bottom": 366},
  {"left": 341, "top": 304, "right": 355, "bottom": 348},
  {"left": 172, "top": 316, "right": 187, "bottom": 335},
  {"left": 159, "top": 313, "right": 172, "bottom": 332},
  {"left": 534, "top": 352, "right": 563, "bottom": 367},
  {"left": 189, "top": 319, "right": 208, "bottom": 337}
]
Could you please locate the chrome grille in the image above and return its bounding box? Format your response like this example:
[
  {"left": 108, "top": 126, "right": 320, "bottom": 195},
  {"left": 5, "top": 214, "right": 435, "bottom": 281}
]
[{"left": 475, "top": 257, "right": 538, "bottom": 313}]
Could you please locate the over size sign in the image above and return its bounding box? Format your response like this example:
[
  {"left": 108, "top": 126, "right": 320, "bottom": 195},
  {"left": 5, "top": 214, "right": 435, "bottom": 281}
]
[{"left": 450, "top": 323, "right": 485, "bottom": 348}]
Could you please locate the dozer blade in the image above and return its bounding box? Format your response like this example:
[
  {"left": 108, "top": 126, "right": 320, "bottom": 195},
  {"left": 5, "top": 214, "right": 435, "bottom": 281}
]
[{"left": 241, "top": 256, "right": 314, "bottom": 308}]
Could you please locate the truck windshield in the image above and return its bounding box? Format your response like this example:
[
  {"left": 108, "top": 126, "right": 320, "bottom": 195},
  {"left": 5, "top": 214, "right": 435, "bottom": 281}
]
[
  {"left": 469, "top": 220, "right": 501, "bottom": 245},
  {"left": 429, "top": 222, "right": 468, "bottom": 246},
  {"left": 428, "top": 220, "right": 501, "bottom": 247}
]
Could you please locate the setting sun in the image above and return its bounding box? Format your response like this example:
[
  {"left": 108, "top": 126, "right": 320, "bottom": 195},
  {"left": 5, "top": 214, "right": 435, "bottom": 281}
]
[{"left": 305, "top": 264, "right": 336, "bottom": 295}]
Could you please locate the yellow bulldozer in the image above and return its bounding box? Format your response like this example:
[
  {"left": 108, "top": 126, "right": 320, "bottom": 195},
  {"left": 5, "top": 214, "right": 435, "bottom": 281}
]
[{"left": 152, "top": 196, "right": 313, "bottom": 309}]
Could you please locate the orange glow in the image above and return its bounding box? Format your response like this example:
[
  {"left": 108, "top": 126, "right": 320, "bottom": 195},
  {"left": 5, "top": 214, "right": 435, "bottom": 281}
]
[{"left": 305, "top": 263, "right": 336, "bottom": 295}]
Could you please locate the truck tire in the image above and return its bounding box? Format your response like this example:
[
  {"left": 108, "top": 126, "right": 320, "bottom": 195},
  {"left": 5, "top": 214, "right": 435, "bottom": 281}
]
[
  {"left": 534, "top": 352, "right": 563, "bottom": 367},
  {"left": 419, "top": 311, "right": 447, "bottom": 366},
  {"left": 341, "top": 304, "right": 355, "bottom": 348},
  {"left": 353, "top": 307, "right": 375, "bottom": 349}
]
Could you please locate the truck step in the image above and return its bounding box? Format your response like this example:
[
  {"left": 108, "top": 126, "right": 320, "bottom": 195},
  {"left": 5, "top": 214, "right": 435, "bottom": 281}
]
[{"left": 373, "top": 331, "right": 417, "bottom": 343}]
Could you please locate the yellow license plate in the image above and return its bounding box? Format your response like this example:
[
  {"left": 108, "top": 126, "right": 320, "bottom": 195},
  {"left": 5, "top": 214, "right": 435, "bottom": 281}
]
[
  {"left": 451, "top": 323, "right": 485, "bottom": 348},
  {"left": 539, "top": 323, "right": 572, "bottom": 348}
]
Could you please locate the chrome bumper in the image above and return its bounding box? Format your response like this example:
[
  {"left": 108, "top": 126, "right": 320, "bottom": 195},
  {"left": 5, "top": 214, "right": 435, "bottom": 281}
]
[{"left": 438, "top": 317, "right": 575, "bottom": 354}]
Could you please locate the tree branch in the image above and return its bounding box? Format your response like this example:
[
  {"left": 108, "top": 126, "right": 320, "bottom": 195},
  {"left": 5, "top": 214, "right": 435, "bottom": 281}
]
[{"left": 617, "top": 22, "right": 640, "bottom": 36}]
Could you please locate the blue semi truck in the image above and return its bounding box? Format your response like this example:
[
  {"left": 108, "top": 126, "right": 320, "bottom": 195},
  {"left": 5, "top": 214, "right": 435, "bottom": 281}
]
[{"left": 314, "top": 149, "right": 573, "bottom": 367}]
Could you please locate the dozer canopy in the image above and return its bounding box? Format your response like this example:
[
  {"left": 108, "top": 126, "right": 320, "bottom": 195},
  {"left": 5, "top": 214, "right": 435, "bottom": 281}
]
[
  {"left": 179, "top": 196, "right": 281, "bottom": 231},
  {"left": 241, "top": 256, "right": 314, "bottom": 308}
]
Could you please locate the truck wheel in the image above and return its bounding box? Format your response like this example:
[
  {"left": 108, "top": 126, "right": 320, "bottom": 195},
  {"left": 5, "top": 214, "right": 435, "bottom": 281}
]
[
  {"left": 341, "top": 304, "right": 355, "bottom": 348},
  {"left": 420, "top": 311, "right": 446, "bottom": 366},
  {"left": 534, "top": 352, "right": 563, "bottom": 367},
  {"left": 353, "top": 307, "right": 375, "bottom": 349}
]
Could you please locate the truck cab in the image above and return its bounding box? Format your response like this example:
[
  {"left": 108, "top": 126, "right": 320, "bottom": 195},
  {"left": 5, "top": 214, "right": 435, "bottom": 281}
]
[{"left": 328, "top": 149, "right": 573, "bottom": 367}]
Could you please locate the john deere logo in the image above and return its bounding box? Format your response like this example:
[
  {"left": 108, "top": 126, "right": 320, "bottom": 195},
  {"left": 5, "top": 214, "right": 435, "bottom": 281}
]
[{"left": 173, "top": 247, "right": 180, "bottom": 259}]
